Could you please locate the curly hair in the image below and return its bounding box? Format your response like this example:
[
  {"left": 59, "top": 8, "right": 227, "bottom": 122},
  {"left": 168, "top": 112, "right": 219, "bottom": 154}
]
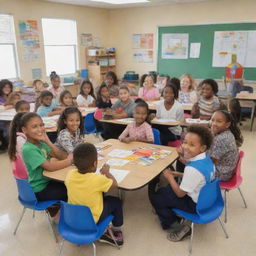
[{"left": 201, "top": 79, "right": 218, "bottom": 95}]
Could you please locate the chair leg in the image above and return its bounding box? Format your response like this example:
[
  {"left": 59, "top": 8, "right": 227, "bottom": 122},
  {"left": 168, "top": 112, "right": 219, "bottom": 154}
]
[
  {"left": 58, "top": 238, "right": 65, "bottom": 256},
  {"left": 45, "top": 211, "right": 58, "bottom": 243},
  {"left": 92, "top": 242, "right": 96, "bottom": 256},
  {"left": 188, "top": 222, "right": 194, "bottom": 255},
  {"left": 108, "top": 227, "right": 120, "bottom": 249},
  {"left": 218, "top": 217, "right": 229, "bottom": 239},
  {"left": 224, "top": 190, "right": 228, "bottom": 223},
  {"left": 238, "top": 187, "right": 248, "bottom": 208},
  {"left": 13, "top": 207, "right": 26, "bottom": 235}
]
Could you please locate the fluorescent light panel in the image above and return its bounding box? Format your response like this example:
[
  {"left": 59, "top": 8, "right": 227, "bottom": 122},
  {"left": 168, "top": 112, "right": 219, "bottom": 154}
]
[{"left": 90, "top": 0, "right": 149, "bottom": 4}]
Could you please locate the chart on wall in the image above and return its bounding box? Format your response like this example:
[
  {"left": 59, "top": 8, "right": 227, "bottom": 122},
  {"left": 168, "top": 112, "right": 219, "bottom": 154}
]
[
  {"left": 212, "top": 30, "right": 256, "bottom": 67},
  {"left": 161, "top": 33, "right": 189, "bottom": 59},
  {"left": 19, "top": 20, "right": 40, "bottom": 62}
]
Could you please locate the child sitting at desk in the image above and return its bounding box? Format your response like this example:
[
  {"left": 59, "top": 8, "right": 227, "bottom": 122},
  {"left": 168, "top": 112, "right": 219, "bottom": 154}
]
[
  {"left": 138, "top": 74, "right": 160, "bottom": 101},
  {"left": 149, "top": 125, "right": 214, "bottom": 242},
  {"left": 4, "top": 92, "right": 21, "bottom": 109},
  {"left": 59, "top": 90, "right": 76, "bottom": 108},
  {"left": 104, "top": 71, "right": 119, "bottom": 98},
  {"left": 0, "top": 79, "right": 13, "bottom": 107},
  {"left": 119, "top": 101, "right": 153, "bottom": 143},
  {"left": 21, "top": 112, "right": 72, "bottom": 204},
  {"left": 55, "top": 107, "right": 84, "bottom": 154},
  {"left": 191, "top": 78, "right": 220, "bottom": 120},
  {"left": 152, "top": 84, "right": 184, "bottom": 145},
  {"left": 36, "top": 90, "right": 62, "bottom": 117},
  {"left": 48, "top": 71, "right": 64, "bottom": 104},
  {"left": 65, "top": 143, "right": 124, "bottom": 246},
  {"left": 96, "top": 83, "right": 112, "bottom": 109},
  {"left": 76, "top": 80, "right": 96, "bottom": 107},
  {"left": 179, "top": 74, "right": 197, "bottom": 104},
  {"left": 15, "top": 100, "right": 30, "bottom": 113}
]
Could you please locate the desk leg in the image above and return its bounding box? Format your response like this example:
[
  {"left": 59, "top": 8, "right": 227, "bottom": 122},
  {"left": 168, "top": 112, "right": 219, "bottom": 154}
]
[{"left": 250, "top": 102, "right": 256, "bottom": 131}]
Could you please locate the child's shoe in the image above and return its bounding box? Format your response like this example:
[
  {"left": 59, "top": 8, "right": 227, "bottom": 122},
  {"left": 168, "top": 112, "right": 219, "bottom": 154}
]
[
  {"left": 113, "top": 230, "right": 124, "bottom": 246},
  {"left": 99, "top": 229, "right": 123, "bottom": 246},
  {"left": 167, "top": 224, "right": 191, "bottom": 242}
]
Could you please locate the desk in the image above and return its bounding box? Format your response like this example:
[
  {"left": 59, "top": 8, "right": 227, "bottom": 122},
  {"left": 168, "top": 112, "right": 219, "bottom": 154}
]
[
  {"left": 43, "top": 139, "right": 178, "bottom": 190},
  {"left": 236, "top": 93, "right": 256, "bottom": 131}
]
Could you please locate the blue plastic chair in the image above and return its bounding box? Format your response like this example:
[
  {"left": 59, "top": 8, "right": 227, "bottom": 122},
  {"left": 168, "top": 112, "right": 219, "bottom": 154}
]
[
  {"left": 13, "top": 178, "right": 59, "bottom": 242},
  {"left": 173, "top": 179, "right": 228, "bottom": 254},
  {"left": 58, "top": 201, "right": 119, "bottom": 256},
  {"left": 84, "top": 112, "right": 102, "bottom": 135},
  {"left": 152, "top": 128, "right": 161, "bottom": 145}
]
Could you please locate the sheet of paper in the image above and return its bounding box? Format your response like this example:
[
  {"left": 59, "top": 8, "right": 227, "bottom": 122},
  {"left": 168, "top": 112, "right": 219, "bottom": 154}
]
[
  {"left": 189, "top": 43, "right": 201, "bottom": 58},
  {"left": 154, "top": 119, "right": 177, "bottom": 123},
  {"left": 108, "top": 149, "right": 133, "bottom": 158},
  {"left": 117, "top": 118, "right": 134, "bottom": 124},
  {"left": 79, "top": 107, "right": 97, "bottom": 112},
  {"left": 186, "top": 118, "right": 210, "bottom": 124},
  {"left": 96, "top": 168, "right": 130, "bottom": 184},
  {"left": 42, "top": 115, "right": 60, "bottom": 121},
  {"left": 106, "top": 159, "right": 130, "bottom": 166}
]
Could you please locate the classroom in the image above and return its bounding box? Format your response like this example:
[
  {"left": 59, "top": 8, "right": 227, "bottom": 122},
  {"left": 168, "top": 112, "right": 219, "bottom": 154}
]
[{"left": 0, "top": 0, "right": 256, "bottom": 255}]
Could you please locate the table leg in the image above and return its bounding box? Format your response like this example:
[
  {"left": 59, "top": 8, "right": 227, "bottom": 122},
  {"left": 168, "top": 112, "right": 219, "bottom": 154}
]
[{"left": 250, "top": 101, "right": 256, "bottom": 131}]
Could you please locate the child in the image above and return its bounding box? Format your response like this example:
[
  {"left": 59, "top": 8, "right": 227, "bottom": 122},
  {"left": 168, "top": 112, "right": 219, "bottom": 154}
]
[
  {"left": 138, "top": 75, "right": 160, "bottom": 101},
  {"left": 119, "top": 101, "right": 154, "bottom": 143},
  {"left": 0, "top": 79, "right": 13, "bottom": 105},
  {"left": 76, "top": 80, "right": 96, "bottom": 107},
  {"left": 208, "top": 110, "right": 243, "bottom": 181},
  {"left": 179, "top": 74, "right": 197, "bottom": 104},
  {"left": 48, "top": 71, "right": 64, "bottom": 104},
  {"left": 37, "top": 90, "right": 62, "bottom": 117},
  {"left": 55, "top": 107, "right": 84, "bottom": 154},
  {"left": 59, "top": 90, "right": 75, "bottom": 108},
  {"left": 156, "top": 75, "right": 170, "bottom": 94},
  {"left": 105, "top": 86, "right": 135, "bottom": 119},
  {"left": 192, "top": 79, "right": 220, "bottom": 120},
  {"left": 170, "top": 77, "right": 181, "bottom": 91},
  {"left": 96, "top": 83, "right": 112, "bottom": 109},
  {"left": 21, "top": 112, "right": 72, "bottom": 202},
  {"left": 65, "top": 142, "right": 123, "bottom": 246},
  {"left": 8, "top": 112, "right": 28, "bottom": 179},
  {"left": 15, "top": 100, "right": 30, "bottom": 113},
  {"left": 149, "top": 125, "right": 214, "bottom": 241},
  {"left": 154, "top": 84, "right": 184, "bottom": 145},
  {"left": 4, "top": 92, "right": 21, "bottom": 109},
  {"left": 139, "top": 74, "right": 148, "bottom": 88},
  {"left": 104, "top": 71, "right": 119, "bottom": 98},
  {"left": 33, "top": 79, "right": 46, "bottom": 95}
]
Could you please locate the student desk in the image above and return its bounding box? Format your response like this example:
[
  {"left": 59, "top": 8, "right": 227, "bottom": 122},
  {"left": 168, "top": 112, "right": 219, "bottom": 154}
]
[
  {"left": 236, "top": 93, "right": 256, "bottom": 131},
  {"left": 43, "top": 139, "right": 178, "bottom": 190}
]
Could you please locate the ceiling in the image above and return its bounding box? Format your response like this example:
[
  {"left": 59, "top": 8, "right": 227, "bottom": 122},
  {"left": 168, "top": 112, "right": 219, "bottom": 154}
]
[{"left": 41, "top": 0, "right": 219, "bottom": 9}]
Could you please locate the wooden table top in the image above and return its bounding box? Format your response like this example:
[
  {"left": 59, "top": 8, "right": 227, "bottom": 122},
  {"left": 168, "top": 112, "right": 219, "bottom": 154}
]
[
  {"left": 43, "top": 139, "right": 178, "bottom": 190},
  {"left": 236, "top": 93, "right": 256, "bottom": 101}
]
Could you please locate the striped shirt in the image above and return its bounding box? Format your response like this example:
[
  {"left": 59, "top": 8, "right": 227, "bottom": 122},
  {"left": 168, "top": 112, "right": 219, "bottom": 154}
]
[{"left": 198, "top": 95, "right": 220, "bottom": 117}]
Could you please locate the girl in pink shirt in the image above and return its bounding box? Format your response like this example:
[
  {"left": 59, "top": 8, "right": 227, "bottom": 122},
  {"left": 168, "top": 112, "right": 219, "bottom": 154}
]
[
  {"left": 48, "top": 71, "right": 64, "bottom": 104},
  {"left": 8, "top": 112, "right": 28, "bottom": 179},
  {"left": 119, "top": 101, "right": 154, "bottom": 143},
  {"left": 138, "top": 75, "right": 160, "bottom": 101}
]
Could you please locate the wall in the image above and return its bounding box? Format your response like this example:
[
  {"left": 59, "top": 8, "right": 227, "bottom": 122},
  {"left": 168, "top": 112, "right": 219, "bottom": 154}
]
[
  {"left": 108, "top": 0, "right": 256, "bottom": 78},
  {"left": 0, "top": 0, "right": 108, "bottom": 83}
]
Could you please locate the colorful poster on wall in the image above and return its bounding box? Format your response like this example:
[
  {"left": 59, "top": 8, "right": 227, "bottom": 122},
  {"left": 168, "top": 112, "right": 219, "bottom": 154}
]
[
  {"left": 81, "top": 33, "right": 93, "bottom": 47},
  {"left": 132, "top": 33, "right": 153, "bottom": 49},
  {"left": 133, "top": 50, "right": 153, "bottom": 63},
  {"left": 19, "top": 20, "right": 40, "bottom": 62},
  {"left": 161, "top": 33, "right": 189, "bottom": 59}
]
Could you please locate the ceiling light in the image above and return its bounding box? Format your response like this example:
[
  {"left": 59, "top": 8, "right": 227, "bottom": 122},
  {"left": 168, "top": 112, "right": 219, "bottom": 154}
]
[{"left": 90, "top": 0, "right": 149, "bottom": 4}]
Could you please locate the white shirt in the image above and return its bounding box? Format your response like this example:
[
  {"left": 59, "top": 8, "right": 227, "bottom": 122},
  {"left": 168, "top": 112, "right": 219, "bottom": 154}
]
[
  {"left": 156, "top": 100, "right": 184, "bottom": 135},
  {"left": 180, "top": 152, "right": 215, "bottom": 203},
  {"left": 76, "top": 94, "right": 94, "bottom": 106}
]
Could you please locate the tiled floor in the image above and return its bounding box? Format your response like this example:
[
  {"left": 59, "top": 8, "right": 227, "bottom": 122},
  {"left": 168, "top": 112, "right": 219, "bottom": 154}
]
[{"left": 0, "top": 127, "right": 256, "bottom": 256}]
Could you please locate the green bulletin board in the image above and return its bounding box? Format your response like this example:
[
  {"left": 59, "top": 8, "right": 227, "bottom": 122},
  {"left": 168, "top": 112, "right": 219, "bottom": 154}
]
[{"left": 157, "top": 23, "right": 256, "bottom": 80}]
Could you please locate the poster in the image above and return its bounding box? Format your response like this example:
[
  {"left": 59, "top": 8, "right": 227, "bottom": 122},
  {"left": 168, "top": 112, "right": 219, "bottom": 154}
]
[
  {"left": 132, "top": 33, "right": 153, "bottom": 49},
  {"left": 80, "top": 33, "right": 93, "bottom": 47},
  {"left": 32, "top": 68, "right": 42, "bottom": 79},
  {"left": 133, "top": 50, "right": 153, "bottom": 63},
  {"left": 212, "top": 30, "right": 256, "bottom": 67},
  {"left": 189, "top": 43, "right": 201, "bottom": 58},
  {"left": 162, "top": 33, "right": 189, "bottom": 59},
  {"left": 18, "top": 20, "right": 40, "bottom": 62},
  {"left": 0, "top": 15, "right": 15, "bottom": 43}
]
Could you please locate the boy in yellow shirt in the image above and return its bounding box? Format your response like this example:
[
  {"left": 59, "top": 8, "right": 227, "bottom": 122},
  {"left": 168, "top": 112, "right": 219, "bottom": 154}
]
[{"left": 65, "top": 142, "right": 124, "bottom": 246}]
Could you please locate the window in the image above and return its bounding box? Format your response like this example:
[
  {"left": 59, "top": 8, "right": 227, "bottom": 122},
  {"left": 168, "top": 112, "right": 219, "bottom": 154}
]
[
  {"left": 0, "top": 14, "right": 19, "bottom": 79},
  {"left": 42, "top": 18, "right": 78, "bottom": 76}
]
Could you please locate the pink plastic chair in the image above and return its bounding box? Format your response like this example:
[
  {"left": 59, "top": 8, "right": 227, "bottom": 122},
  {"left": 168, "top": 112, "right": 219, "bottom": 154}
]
[
  {"left": 168, "top": 140, "right": 182, "bottom": 148},
  {"left": 220, "top": 151, "right": 247, "bottom": 223}
]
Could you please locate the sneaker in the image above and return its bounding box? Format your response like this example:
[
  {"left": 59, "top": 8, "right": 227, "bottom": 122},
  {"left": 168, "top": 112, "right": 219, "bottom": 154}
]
[
  {"left": 99, "top": 230, "right": 123, "bottom": 246},
  {"left": 167, "top": 224, "right": 191, "bottom": 242},
  {"left": 113, "top": 230, "right": 124, "bottom": 245}
]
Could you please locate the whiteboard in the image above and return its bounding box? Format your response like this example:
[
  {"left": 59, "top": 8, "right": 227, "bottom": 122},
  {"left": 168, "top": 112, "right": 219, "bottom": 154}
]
[{"left": 212, "top": 30, "right": 256, "bottom": 68}]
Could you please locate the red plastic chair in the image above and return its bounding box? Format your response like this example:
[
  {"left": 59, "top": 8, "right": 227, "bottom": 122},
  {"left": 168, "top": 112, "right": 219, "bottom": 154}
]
[
  {"left": 168, "top": 140, "right": 182, "bottom": 148},
  {"left": 220, "top": 151, "right": 247, "bottom": 223},
  {"left": 94, "top": 108, "right": 103, "bottom": 120}
]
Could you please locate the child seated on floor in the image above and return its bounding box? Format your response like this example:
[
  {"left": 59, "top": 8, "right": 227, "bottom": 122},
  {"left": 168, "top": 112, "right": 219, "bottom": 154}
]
[
  {"left": 65, "top": 143, "right": 124, "bottom": 246},
  {"left": 149, "top": 125, "right": 215, "bottom": 242}
]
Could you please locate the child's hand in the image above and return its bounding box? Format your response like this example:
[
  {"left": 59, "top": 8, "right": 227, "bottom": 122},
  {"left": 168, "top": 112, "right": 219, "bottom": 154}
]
[
  {"left": 170, "top": 171, "right": 183, "bottom": 177},
  {"left": 120, "top": 137, "right": 132, "bottom": 143},
  {"left": 100, "top": 164, "right": 110, "bottom": 175},
  {"left": 163, "top": 168, "right": 174, "bottom": 179},
  {"left": 67, "top": 153, "right": 73, "bottom": 164},
  {"left": 179, "top": 156, "right": 188, "bottom": 165},
  {"left": 39, "top": 131, "right": 50, "bottom": 143}
]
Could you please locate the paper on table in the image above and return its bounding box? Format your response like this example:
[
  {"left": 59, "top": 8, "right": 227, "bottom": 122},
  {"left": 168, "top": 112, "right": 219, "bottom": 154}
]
[
  {"left": 108, "top": 149, "right": 133, "bottom": 158},
  {"left": 42, "top": 115, "right": 60, "bottom": 121},
  {"left": 96, "top": 168, "right": 130, "bottom": 184},
  {"left": 79, "top": 107, "right": 97, "bottom": 112},
  {"left": 154, "top": 119, "right": 177, "bottom": 123},
  {"left": 0, "top": 116, "right": 14, "bottom": 121},
  {"left": 186, "top": 118, "right": 209, "bottom": 124},
  {"left": 117, "top": 118, "right": 134, "bottom": 124},
  {"left": 107, "top": 158, "right": 130, "bottom": 166}
]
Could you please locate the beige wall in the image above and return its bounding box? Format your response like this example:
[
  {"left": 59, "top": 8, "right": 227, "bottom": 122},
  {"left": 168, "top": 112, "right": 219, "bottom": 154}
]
[
  {"left": 108, "top": 0, "right": 256, "bottom": 78},
  {"left": 0, "top": 0, "right": 108, "bottom": 83}
]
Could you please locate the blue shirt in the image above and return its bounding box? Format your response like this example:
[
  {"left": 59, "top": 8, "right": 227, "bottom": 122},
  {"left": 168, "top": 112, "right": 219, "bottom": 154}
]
[{"left": 37, "top": 103, "right": 58, "bottom": 117}]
